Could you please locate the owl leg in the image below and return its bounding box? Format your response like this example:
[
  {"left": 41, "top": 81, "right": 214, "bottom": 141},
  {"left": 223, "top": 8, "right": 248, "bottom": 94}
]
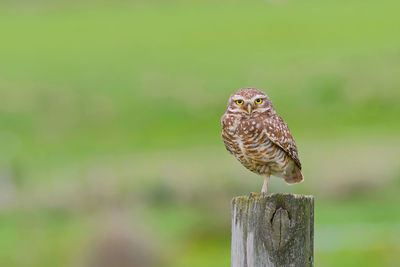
[{"left": 261, "top": 172, "right": 270, "bottom": 197}]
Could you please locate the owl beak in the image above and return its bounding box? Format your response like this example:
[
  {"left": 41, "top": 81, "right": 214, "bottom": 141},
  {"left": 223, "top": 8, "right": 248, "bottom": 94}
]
[{"left": 247, "top": 104, "right": 252, "bottom": 114}]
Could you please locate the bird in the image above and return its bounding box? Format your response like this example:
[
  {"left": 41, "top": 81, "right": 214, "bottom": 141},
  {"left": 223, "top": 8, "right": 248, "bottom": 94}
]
[{"left": 221, "top": 88, "right": 303, "bottom": 196}]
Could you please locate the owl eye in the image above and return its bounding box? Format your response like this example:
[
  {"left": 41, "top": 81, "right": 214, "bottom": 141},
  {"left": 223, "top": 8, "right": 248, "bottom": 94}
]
[
  {"left": 255, "top": 98, "right": 263, "bottom": 104},
  {"left": 235, "top": 100, "right": 244, "bottom": 105}
]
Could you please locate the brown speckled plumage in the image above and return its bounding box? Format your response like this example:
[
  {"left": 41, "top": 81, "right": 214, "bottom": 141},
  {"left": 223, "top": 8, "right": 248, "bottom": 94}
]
[{"left": 221, "top": 88, "right": 303, "bottom": 194}]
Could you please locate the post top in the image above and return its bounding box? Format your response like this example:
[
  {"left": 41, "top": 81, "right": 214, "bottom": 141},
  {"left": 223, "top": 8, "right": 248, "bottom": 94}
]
[{"left": 232, "top": 193, "right": 314, "bottom": 203}]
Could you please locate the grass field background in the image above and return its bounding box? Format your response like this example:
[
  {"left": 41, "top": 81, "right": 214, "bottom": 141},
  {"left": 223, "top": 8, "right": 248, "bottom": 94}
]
[{"left": 0, "top": 0, "right": 399, "bottom": 266}]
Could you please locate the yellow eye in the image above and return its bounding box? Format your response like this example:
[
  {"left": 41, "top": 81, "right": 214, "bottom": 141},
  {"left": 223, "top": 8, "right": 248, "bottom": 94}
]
[
  {"left": 235, "top": 100, "right": 244, "bottom": 105},
  {"left": 255, "top": 98, "right": 263, "bottom": 104}
]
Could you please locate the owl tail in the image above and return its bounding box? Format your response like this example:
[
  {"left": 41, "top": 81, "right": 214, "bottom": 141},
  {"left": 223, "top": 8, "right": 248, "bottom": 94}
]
[{"left": 284, "top": 166, "right": 304, "bottom": 184}]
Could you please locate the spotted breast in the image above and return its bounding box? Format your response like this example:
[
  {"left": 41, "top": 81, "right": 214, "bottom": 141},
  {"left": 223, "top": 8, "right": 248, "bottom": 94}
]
[{"left": 221, "top": 113, "right": 296, "bottom": 179}]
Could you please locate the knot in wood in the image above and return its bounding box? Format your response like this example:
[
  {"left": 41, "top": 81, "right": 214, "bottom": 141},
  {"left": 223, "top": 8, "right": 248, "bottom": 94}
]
[{"left": 271, "top": 207, "right": 290, "bottom": 250}]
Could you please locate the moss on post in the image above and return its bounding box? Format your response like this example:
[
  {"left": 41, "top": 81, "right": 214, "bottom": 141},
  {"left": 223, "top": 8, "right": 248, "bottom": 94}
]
[{"left": 231, "top": 193, "right": 314, "bottom": 267}]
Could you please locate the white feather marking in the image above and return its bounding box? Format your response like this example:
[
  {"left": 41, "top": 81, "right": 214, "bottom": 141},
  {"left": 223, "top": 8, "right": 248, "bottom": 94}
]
[{"left": 250, "top": 94, "right": 267, "bottom": 101}]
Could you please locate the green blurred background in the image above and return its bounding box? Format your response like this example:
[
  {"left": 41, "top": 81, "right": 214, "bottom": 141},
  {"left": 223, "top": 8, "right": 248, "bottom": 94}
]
[{"left": 0, "top": 0, "right": 399, "bottom": 266}]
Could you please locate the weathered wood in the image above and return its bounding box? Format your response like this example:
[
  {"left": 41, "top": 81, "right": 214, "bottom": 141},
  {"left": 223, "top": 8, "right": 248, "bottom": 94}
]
[{"left": 231, "top": 193, "right": 314, "bottom": 267}]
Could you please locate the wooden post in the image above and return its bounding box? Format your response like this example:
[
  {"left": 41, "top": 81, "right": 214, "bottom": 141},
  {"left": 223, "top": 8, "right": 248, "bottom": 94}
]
[{"left": 231, "top": 193, "right": 314, "bottom": 267}]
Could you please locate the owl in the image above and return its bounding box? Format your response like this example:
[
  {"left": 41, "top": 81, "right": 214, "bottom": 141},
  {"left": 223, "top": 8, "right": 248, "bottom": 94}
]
[{"left": 221, "top": 88, "right": 303, "bottom": 196}]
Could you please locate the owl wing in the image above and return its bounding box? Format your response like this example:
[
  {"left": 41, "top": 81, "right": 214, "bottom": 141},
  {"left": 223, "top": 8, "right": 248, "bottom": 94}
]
[{"left": 263, "top": 114, "right": 302, "bottom": 169}]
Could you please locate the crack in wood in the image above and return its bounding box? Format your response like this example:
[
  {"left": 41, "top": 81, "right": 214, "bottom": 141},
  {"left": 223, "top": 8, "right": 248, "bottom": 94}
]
[{"left": 271, "top": 207, "right": 290, "bottom": 249}]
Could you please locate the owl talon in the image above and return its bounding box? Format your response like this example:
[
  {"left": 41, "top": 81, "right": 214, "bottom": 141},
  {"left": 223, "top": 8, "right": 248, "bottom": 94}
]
[{"left": 262, "top": 192, "right": 266, "bottom": 198}]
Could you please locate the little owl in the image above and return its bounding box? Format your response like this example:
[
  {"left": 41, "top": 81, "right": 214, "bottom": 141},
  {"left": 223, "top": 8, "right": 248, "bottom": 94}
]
[{"left": 221, "top": 88, "right": 303, "bottom": 196}]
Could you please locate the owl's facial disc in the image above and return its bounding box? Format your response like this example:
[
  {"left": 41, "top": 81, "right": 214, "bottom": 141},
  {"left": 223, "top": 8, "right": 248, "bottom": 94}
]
[
  {"left": 227, "top": 89, "right": 273, "bottom": 117},
  {"left": 229, "top": 93, "right": 271, "bottom": 116}
]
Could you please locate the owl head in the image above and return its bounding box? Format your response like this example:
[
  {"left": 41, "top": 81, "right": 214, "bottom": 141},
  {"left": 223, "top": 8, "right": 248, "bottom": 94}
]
[{"left": 226, "top": 88, "right": 274, "bottom": 117}]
